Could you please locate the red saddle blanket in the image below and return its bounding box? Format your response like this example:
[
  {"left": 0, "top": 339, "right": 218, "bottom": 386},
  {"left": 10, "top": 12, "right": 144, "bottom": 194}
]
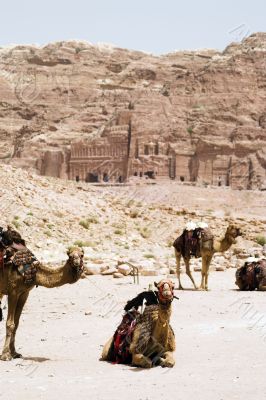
[{"left": 108, "top": 310, "right": 139, "bottom": 364}]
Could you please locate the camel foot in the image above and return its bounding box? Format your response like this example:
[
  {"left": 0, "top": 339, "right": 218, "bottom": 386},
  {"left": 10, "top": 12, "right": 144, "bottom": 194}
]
[
  {"left": 198, "top": 286, "right": 207, "bottom": 291},
  {"left": 132, "top": 354, "right": 152, "bottom": 368},
  {"left": 12, "top": 352, "right": 22, "bottom": 359},
  {"left": 1, "top": 352, "right": 13, "bottom": 361},
  {"left": 158, "top": 357, "right": 175, "bottom": 368}
]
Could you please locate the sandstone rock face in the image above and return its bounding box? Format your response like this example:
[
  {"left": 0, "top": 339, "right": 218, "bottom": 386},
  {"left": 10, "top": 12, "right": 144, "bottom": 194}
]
[{"left": 0, "top": 34, "right": 265, "bottom": 188}]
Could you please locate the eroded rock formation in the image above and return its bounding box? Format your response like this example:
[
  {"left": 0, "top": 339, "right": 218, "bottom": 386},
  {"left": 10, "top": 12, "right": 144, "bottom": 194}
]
[{"left": 0, "top": 33, "right": 265, "bottom": 188}]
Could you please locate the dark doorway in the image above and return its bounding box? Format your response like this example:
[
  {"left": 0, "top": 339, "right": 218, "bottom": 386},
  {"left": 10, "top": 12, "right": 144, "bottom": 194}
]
[
  {"left": 103, "top": 173, "right": 109, "bottom": 182},
  {"left": 86, "top": 172, "right": 99, "bottom": 183},
  {"left": 180, "top": 176, "right": 185, "bottom": 182},
  {"left": 144, "top": 171, "right": 155, "bottom": 179},
  {"left": 75, "top": 176, "right": 80, "bottom": 182}
]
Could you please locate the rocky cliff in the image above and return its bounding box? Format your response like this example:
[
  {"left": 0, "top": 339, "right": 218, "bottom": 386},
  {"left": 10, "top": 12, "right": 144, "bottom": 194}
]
[{"left": 0, "top": 33, "right": 265, "bottom": 187}]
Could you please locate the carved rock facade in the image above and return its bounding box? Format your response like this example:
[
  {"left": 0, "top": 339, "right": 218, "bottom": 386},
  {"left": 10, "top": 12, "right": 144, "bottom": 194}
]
[{"left": 0, "top": 34, "right": 265, "bottom": 189}]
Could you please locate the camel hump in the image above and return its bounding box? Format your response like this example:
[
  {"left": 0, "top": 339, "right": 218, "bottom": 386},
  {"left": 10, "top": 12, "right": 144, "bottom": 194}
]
[{"left": 173, "top": 234, "right": 183, "bottom": 251}]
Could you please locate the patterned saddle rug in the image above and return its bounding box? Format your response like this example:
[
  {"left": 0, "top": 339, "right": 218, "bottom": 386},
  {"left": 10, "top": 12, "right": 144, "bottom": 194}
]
[{"left": 0, "top": 226, "right": 39, "bottom": 285}]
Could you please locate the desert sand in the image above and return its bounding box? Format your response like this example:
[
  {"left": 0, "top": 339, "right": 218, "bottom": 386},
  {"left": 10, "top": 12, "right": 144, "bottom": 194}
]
[
  {"left": 0, "top": 165, "right": 265, "bottom": 400},
  {"left": 1, "top": 270, "right": 266, "bottom": 400}
]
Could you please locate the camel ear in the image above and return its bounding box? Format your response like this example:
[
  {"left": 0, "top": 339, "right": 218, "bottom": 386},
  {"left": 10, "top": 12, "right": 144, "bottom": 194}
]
[{"left": 154, "top": 281, "right": 158, "bottom": 288}]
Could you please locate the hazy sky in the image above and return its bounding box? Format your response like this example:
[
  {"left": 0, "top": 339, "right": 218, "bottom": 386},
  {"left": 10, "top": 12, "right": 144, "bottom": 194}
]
[{"left": 0, "top": 0, "right": 265, "bottom": 54}]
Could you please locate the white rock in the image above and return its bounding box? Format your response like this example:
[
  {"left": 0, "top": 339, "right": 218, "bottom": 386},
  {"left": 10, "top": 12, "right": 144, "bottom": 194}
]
[
  {"left": 101, "top": 267, "right": 118, "bottom": 275},
  {"left": 117, "top": 264, "right": 132, "bottom": 276},
  {"left": 141, "top": 269, "right": 159, "bottom": 276},
  {"left": 84, "top": 264, "right": 103, "bottom": 275},
  {"left": 113, "top": 272, "right": 124, "bottom": 278}
]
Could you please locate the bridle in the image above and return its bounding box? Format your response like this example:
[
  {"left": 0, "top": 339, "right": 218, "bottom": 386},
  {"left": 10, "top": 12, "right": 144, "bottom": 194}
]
[{"left": 157, "top": 280, "right": 176, "bottom": 304}]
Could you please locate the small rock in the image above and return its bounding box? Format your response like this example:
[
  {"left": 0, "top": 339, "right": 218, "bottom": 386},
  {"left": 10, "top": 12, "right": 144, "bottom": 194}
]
[
  {"left": 101, "top": 267, "right": 118, "bottom": 275},
  {"left": 194, "top": 266, "right": 202, "bottom": 272},
  {"left": 113, "top": 272, "right": 124, "bottom": 278},
  {"left": 85, "top": 264, "right": 103, "bottom": 275},
  {"left": 216, "top": 266, "right": 226, "bottom": 271},
  {"left": 141, "top": 269, "right": 159, "bottom": 276}
]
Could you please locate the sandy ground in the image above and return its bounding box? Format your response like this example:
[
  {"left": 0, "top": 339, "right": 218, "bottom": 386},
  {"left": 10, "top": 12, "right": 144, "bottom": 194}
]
[{"left": 0, "top": 270, "right": 265, "bottom": 400}]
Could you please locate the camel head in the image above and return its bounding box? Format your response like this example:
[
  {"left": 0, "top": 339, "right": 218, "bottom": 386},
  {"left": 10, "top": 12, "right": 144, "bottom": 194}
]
[
  {"left": 67, "top": 247, "right": 84, "bottom": 278},
  {"left": 154, "top": 279, "right": 175, "bottom": 304},
  {"left": 225, "top": 224, "right": 242, "bottom": 243}
]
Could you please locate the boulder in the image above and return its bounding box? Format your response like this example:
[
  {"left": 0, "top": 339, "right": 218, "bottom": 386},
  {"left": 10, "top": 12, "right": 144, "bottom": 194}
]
[
  {"left": 117, "top": 264, "right": 132, "bottom": 276},
  {"left": 101, "top": 267, "right": 118, "bottom": 276},
  {"left": 113, "top": 272, "right": 124, "bottom": 278}
]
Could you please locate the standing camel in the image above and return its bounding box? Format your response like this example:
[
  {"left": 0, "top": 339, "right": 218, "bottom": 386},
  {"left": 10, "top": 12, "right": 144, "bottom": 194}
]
[
  {"left": 174, "top": 223, "right": 242, "bottom": 290},
  {"left": 0, "top": 244, "right": 84, "bottom": 361}
]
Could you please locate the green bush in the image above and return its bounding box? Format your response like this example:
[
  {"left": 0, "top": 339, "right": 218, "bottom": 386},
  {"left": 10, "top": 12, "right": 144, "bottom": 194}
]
[
  {"left": 12, "top": 220, "right": 20, "bottom": 229},
  {"left": 144, "top": 253, "right": 154, "bottom": 259},
  {"left": 79, "top": 220, "right": 90, "bottom": 230},
  {"left": 256, "top": 235, "right": 266, "bottom": 246},
  {"left": 114, "top": 229, "right": 123, "bottom": 235}
]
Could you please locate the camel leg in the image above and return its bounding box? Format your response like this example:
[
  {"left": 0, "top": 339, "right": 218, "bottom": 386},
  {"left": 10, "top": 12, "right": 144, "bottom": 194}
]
[
  {"left": 175, "top": 249, "right": 183, "bottom": 290},
  {"left": 10, "top": 292, "right": 29, "bottom": 359},
  {"left": 158, "top": 351, "right": 175, "bottom": 368},
  {"left": 0, "top": 294, "right": 3, "bottom": 321},
  {"left": 200, "top": 256, "right": 208, "bottom": 290},
  {"left": 204, "top": 256, "right": 212, "bottom": 291},
  {"left": 132, "top": 353, "right": 152, "bottom": 368},
  {"left": 101, "top": 337, "right": 114, "bottom": 361},
  {"left": 200, "top": 255, "right": 212, "bottom": 290},
  {"left": 184, "top": 257, "right": 198, "bottom": 290},
  {"left": 1, "top": 293, "right": 18, "bottom": 361}
]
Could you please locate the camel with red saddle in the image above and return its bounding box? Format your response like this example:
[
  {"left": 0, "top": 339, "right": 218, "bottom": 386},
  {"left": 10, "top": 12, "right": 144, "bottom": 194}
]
[{"left": 102, "top": 279, "right": 176, "bottom": 368}]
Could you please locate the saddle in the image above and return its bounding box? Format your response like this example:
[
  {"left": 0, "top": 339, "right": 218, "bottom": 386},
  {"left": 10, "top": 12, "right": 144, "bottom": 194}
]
[
  {"left": 107, "top": 310, "right": 139, "bottom": 364},
  {"left": 173, "top": 228, "right": 213, "bottom": 258},
  {"left": 0, "top": 226, "right": 39, "bottom": 285}
]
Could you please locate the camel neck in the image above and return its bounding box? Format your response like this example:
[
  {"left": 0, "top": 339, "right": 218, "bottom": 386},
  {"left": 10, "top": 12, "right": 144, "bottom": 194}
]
[
  {"left": 214, "top": 235, "right": 234, "bottom": 253},
  {"left": 157, "top": 302, "right": 172, "bottom": 326},
  {"left": 36, "top": 262, "right": 77, "bottom": 288}
]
